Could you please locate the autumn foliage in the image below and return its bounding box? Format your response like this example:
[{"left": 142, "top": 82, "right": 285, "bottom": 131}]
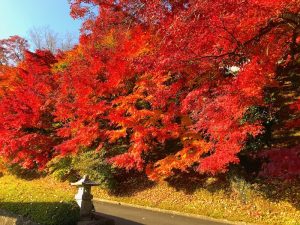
[
  {"left": 0, "top": 0, "right": 300, "bottom": 180},
  {"left": 0, "top": 50, "right": 58, "bottom": 169}
]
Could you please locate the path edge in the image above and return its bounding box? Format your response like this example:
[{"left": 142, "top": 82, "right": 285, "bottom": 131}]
[{"left": 94, "top": 198, "right": 258, "bottom": 225}]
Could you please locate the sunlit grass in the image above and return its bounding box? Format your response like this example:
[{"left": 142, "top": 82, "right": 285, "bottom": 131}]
[
  {"left": 0, "top": 173, "right": 299, "bottom": 225},
  {"left": 0, "top": 175, "right": 78, "bottom": 225}
]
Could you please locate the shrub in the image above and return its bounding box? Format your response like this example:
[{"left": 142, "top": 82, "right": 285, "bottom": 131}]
[{"left": 47, "top": 148, "right": 118, "bottom": 190}]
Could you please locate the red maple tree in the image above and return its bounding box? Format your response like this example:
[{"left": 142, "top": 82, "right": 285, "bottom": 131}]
[
  {"left": 1, "top": 0, "right": 300, "bottom": 180},
  {"left": 65, "top": 0, "right": 300, "bottom": 180},
  {"left": 0, "top": 50, "right": 58, "bottom": 169}
]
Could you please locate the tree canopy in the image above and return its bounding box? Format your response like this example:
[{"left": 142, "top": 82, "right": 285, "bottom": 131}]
[{"left": 0, "top": 0, "right": 299, "bottom": 180}]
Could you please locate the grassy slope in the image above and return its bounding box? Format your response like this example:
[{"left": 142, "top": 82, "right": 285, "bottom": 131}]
[
  {"left": 0, "top": 175, "right": 78, "bottom": 225},
  {"left": 0, "top": 174, "right": 299, "bottom": 225},
  {"left": 93, "top": 177, "right": 300, "bottom": 225}
]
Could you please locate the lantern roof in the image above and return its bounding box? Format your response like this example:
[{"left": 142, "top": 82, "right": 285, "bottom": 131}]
[{"left": 71, "top": 175, "right": 100, "bottom": 187}]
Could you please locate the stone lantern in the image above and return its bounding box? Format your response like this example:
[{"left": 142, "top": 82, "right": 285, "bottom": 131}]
[
  {"left": 71, "top": 175, "right": 100, "bottom": 223},
  {"left": 71, "top": 175, "right": 115, "bottom": 225}
]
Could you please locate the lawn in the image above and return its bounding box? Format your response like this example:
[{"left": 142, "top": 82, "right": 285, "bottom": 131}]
[
  {"left": 0, "top": 173, "right": 299, "bottom": 225},
  {"left": 0, "top": 175, "right": 78, "bottom": 225}
]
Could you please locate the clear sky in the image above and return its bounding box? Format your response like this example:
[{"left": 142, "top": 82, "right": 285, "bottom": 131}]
[{"left": 0, "top": 0, "right": 82, "bottom": 41}]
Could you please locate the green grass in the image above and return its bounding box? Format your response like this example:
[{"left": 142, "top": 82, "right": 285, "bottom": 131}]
[
  {"left": 93, "top": 176, "right": 300, "bottom": 225},
  {"left": 1, "top": 173, "right": 300, "bottom": 225},
  {"left": 0, "top": 175, "right": 79, "bottom": 225}
]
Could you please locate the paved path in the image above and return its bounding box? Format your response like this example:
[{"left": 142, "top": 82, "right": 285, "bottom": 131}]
[{"left": 93, "top": 199, "right": 235, "bottom": 225}]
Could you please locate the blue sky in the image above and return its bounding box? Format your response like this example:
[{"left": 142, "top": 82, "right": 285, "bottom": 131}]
[{"left": 0, "top": 0, "right": 82, "bottom": 41}]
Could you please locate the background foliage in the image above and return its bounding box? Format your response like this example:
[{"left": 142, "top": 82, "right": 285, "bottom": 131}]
[{"left": 0, "top": 0, "right": 299, "bottom": 184}]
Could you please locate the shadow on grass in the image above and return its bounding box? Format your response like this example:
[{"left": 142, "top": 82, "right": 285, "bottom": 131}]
[
  {"left": 255, "top": 179, "right": 300, "bottom": 209},
  {"left": 0, "top": 201, "right": 79, "bottom": 225},
  {"left": 165, "top": 170, "right": 228, "bottom": 195},
  {"left": 6, "top": 165, "right": 46, "bottom": 181},
  {"left": 110, "top": 172, "right": 156, "bottom": 197}
]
